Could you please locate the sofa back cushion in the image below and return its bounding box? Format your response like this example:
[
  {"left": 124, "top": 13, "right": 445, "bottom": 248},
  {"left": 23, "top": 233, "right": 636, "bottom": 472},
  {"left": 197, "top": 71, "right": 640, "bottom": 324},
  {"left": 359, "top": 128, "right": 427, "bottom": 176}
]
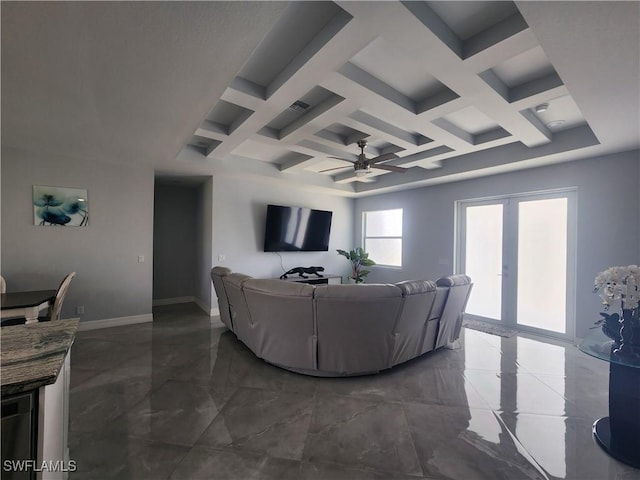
[
  {"left": 210, "top": 266, "right": 232, "bottom": 330},
  {"left": 392, "top": 280, "right": 438, "bottom": 364},
  {"left": 243, "top": 279, "right": 316, "bottom": 370},
  {"left": 394, "top": 280, "right": 437, "bottom": 330},
  {"left": 222, "top": 273, "right": 253, "bottom": 348},
  {"left": 434, "top": 275, "right": 473, "bottom": 348},
  {"left": 314, "top": 284, "right": 403, "bottom": 374}
]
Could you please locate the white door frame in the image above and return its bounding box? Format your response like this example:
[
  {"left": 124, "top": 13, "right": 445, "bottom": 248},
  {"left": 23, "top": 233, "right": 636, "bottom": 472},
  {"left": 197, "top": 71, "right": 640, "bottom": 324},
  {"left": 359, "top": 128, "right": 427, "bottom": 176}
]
[{"left": 455, "top": 188, "right": 577, "bottom": 341}]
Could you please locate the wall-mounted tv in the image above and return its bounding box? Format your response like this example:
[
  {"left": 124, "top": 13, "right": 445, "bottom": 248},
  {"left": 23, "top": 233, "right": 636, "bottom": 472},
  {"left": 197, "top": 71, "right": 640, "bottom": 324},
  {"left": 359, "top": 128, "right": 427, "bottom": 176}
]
[{"left": 263, "top": 204, "right": 332, "bottom": 252}]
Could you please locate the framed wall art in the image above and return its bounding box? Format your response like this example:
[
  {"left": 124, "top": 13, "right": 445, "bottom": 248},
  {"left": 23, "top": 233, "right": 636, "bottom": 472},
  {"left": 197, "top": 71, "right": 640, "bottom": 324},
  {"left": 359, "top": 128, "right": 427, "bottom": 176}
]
[{"left": 33, "top": 185, "right": 89, "bottom": 226}]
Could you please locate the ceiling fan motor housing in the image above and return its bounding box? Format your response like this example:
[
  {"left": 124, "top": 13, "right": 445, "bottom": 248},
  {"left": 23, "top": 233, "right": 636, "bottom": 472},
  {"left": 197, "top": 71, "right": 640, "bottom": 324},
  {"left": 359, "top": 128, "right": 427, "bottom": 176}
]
[{"left": 353, "top": 161, "right": 371, "bottom": 174}]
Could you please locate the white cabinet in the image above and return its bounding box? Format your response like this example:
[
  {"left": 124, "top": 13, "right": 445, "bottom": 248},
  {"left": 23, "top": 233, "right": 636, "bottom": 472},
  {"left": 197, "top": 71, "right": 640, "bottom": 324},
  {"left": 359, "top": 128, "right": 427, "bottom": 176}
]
[{"left": 37, "top": 351, "right": 71, "bottom": 480}]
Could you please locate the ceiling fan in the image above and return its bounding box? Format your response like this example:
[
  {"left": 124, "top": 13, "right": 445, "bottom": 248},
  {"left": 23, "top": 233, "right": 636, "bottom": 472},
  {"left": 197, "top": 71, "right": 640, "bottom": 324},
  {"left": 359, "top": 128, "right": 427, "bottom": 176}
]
[{"left": 320, "top": 139, "right": 408, "bottom": 176}]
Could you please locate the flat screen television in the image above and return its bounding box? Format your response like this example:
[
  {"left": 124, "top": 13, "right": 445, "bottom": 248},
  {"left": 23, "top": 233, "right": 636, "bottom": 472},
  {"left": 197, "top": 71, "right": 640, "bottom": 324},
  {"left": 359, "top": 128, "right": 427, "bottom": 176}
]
[{"left": 263, "top": 204, "right": 332, "bottom": 252}]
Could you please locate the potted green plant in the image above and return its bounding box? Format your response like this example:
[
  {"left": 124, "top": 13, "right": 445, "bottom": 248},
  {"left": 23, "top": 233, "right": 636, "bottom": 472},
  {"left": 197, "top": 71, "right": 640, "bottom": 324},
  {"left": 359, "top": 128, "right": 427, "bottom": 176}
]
[{"left": 337, "top": 247, "right": 376, "bottom": 283}]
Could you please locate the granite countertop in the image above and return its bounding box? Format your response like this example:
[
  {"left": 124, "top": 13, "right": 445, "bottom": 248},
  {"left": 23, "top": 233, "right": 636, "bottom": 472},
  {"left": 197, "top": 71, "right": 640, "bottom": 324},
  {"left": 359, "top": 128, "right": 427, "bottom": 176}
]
[{"left": 1, "top": 318, "right": 79, "bottom": 396}]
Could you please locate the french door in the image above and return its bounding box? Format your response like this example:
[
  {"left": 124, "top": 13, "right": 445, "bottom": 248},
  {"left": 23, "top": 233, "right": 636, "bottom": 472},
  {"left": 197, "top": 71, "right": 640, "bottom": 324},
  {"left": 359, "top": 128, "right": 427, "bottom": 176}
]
[{"left": 456, "top": 189, "right": 576, "bottom": 339}]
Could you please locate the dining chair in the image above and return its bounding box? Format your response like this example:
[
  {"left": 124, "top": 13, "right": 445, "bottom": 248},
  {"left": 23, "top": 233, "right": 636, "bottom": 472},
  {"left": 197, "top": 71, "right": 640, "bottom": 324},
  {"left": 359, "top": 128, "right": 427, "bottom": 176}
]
[
  {"left": 0, "top": 275, "right": 6, "bottom": 294},
  {"left": 40, "top": 272, "right": 76, "bottom": 322}
]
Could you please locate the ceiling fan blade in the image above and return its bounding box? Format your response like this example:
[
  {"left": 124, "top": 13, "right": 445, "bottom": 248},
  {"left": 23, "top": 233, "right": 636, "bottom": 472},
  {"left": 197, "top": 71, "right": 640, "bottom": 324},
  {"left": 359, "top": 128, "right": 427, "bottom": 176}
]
[
  {"left": 328, "top": 156, "right": 355, "bottom": 163},
  {"left": 373, "top": 164, "right": 407, "bottom": 173},
  {"left": 369, "top": 152, "right": 398, "bottom": 164},
  {"left": 319, "top": 166, "right": 351, "bottom": 173}
]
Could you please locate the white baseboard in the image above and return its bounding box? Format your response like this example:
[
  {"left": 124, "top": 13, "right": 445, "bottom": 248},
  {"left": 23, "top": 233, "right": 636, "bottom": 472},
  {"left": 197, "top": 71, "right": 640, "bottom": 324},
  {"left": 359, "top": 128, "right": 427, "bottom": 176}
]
[
  {"left": 78, "top": 313, "right": 153, "bottom": 331},
  {"left": 152, "top": 296, "right": 195, "bottom": 306},
  {"left": 193, "top": 297, "right": 219, "bottom": 317}
]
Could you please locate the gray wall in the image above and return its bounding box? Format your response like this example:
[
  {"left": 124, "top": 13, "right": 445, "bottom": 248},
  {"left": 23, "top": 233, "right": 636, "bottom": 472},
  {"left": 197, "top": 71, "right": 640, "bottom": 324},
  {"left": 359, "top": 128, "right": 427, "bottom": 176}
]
[
  {"left": 1, "top": 146, "right": 154, "bottom": 322},
  {"left": 355, "top": 150, "right": 640, "bottom": 339},
  {"left": 211, "top": 176, "right": 354, "bottom": 280},
  {"left": 5, "top": 141, "right": 633, "bottom": 334},
  {"left": 153, "top": 183, "right": 198, "bottom": 301},
  {"left": 195, "top": 178, "right": 214, "bottom": 310}
]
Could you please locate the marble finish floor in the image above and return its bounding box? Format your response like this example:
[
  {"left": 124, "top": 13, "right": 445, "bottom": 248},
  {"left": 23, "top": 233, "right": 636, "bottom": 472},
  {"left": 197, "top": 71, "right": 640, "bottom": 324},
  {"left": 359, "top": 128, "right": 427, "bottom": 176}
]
[{"left": 69, "top": 304, "right": 639, "bottom": 479}]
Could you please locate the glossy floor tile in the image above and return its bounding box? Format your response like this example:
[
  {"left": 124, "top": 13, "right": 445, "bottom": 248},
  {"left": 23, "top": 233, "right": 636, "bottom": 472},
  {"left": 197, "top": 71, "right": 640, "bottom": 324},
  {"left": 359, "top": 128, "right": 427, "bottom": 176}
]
[
  {"left": 69, "top": 303, "right": 639, "bottom": 479},
  {"left": 303, "top": 394, "right": 422, "bottom": 476}
]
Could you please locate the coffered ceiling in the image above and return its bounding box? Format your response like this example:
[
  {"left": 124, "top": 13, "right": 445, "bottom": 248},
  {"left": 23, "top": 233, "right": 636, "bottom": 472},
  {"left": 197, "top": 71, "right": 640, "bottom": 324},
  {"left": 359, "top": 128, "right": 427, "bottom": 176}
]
[{"left": 2, "top": 2, "right": 639, "bottom": 196}]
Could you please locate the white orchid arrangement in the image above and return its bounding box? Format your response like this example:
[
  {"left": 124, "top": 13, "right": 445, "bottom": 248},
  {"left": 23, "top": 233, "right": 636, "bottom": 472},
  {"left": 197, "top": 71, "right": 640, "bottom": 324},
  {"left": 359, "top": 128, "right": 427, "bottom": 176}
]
[{"left": 593, "top": 265, "right": 640, "bottom": 310}]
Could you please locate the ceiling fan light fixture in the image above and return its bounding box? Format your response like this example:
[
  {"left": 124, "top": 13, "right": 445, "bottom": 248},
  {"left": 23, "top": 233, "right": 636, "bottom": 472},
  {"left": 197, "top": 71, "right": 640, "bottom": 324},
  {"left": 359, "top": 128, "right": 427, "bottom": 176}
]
[{"left": 354, "top": 169, "right": 369, "bottom": 176}]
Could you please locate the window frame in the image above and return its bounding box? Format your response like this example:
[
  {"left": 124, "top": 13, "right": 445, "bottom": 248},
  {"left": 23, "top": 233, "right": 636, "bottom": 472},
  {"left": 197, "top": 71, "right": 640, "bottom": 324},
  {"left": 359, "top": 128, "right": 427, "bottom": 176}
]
[{"left": 362, "top": 208, "right": 403, "bottom": 268}]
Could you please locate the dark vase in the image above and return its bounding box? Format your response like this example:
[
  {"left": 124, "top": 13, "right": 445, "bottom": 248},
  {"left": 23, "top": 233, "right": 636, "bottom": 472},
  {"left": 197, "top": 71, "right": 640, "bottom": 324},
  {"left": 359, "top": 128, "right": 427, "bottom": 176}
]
[
  {"left": 613, "top": 307, "right": 640, "bottom": 357},
  {"left": 599, "top": 312, "right": 621, "bottom": 343}
]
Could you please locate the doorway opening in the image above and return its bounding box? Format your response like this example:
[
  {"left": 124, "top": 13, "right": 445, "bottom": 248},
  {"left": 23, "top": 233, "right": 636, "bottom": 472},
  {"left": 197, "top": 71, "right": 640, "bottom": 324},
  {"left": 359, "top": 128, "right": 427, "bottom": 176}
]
[{"left": 152, "top": 176, "right": 213, "bottom": 313}]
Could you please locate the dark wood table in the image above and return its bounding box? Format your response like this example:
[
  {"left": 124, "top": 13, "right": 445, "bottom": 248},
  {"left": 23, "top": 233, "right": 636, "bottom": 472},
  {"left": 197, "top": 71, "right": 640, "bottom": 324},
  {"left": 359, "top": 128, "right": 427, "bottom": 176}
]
[{"left": 0, "top": 290, "right": 56, "bottom": 325}]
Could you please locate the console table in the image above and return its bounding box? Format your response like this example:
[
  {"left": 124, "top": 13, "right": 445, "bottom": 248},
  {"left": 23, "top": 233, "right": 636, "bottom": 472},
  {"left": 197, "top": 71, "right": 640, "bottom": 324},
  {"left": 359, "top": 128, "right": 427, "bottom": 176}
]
[
  {"left": 278, "top": 274, "right": 342, "bottom": 285},
  {"left": 578, "top": 330, "right": 640, "bottom": 468}
]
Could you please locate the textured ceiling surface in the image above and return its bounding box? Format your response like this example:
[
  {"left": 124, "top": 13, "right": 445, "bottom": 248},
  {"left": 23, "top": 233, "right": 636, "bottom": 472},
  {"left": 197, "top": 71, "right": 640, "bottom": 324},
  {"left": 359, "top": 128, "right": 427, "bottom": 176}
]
[{"left": 2, "top": 1, "right": 639, "bottom": 196}]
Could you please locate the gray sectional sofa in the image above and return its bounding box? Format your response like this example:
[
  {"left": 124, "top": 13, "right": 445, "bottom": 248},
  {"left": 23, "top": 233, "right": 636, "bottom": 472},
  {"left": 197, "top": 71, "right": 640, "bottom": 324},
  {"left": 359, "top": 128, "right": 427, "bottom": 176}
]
[{"left": 210, "top": 267, "right": 473, "bottom": 376}]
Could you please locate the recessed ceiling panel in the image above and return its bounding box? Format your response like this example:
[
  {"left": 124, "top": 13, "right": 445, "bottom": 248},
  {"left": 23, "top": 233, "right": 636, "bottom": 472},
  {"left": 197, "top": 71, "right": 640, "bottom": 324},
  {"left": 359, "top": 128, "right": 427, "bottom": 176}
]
[
  {"left": 350, "top": 38, "right": 443, "bottom": 103},
  {"left": 231, "top": 138, "right": 290, "bottom": 163},
  {"left": 205, "top": 100, "right": 253, "bottom": 133},
  {"left": 275, "top": 151, "right": 314, "bottom": 169},
  {"left": 531, "top": 95, "right": 586, "bottom": 133},
  {"left": 266, "top": 109, "right": 304, "bottom": 132},
  {"left": 366, "top": 139, "right": 403, "bottom": 155},
  {"left": 187, "top": 135, "right": 220, "bottom": 155},
  {"left": 403, "top": 1, "right": 526, "bottom": 60},
  {"left": 427, "top": 1, "right": 518, "bottom": 40},
  {"left": 297, "top": 139, "right": 358, "bottom": 160},
  {"left": 443, "top": 106, "right": 499, "bottom": 135},
  {"left": 263, "top": 86, "right": 343, "bottom": 137},
  {"left": 350, "top": 110, "right": 435, "bottom": 147},
  {"left": 325, "top": 123, "right": 366, "bottom": 139},
  {"left": 235, "top": 2, "right": 349, "bottom": 94},
  {"left": 315, "top": 123, "right": 367, "bottom": 146},
  {"left": 492, "top": 46, "right": 555, "bottom": 88}
]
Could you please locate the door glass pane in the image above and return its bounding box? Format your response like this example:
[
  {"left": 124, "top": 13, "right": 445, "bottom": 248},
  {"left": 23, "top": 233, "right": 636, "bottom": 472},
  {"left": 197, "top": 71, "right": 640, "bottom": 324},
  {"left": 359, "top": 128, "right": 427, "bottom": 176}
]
[
  {"left": 465, "top": 204, "right": 503, "bottom": 320},
  {"left": 517, "top": 198, "right": 567, "bottom": 333}
]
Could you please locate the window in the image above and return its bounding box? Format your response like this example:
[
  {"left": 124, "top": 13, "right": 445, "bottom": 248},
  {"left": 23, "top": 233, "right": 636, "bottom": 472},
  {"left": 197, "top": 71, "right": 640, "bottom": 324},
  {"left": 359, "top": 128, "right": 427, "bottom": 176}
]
[{"left": 363, "top": 209, "right": 402, "bottom": 267}]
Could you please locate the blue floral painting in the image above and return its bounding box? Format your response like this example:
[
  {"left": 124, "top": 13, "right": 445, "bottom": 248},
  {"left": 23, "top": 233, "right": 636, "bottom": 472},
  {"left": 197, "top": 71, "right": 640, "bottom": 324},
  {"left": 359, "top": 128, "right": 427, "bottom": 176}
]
[{"left": 33, "top": 185, "right": 89, "bottom": 226}]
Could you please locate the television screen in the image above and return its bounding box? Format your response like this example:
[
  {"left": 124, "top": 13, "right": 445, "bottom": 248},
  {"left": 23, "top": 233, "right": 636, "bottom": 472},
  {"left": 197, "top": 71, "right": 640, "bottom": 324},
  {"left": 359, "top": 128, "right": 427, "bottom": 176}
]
[{"left": 264, "top": 204, "right": 332, "bottom": 252}]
